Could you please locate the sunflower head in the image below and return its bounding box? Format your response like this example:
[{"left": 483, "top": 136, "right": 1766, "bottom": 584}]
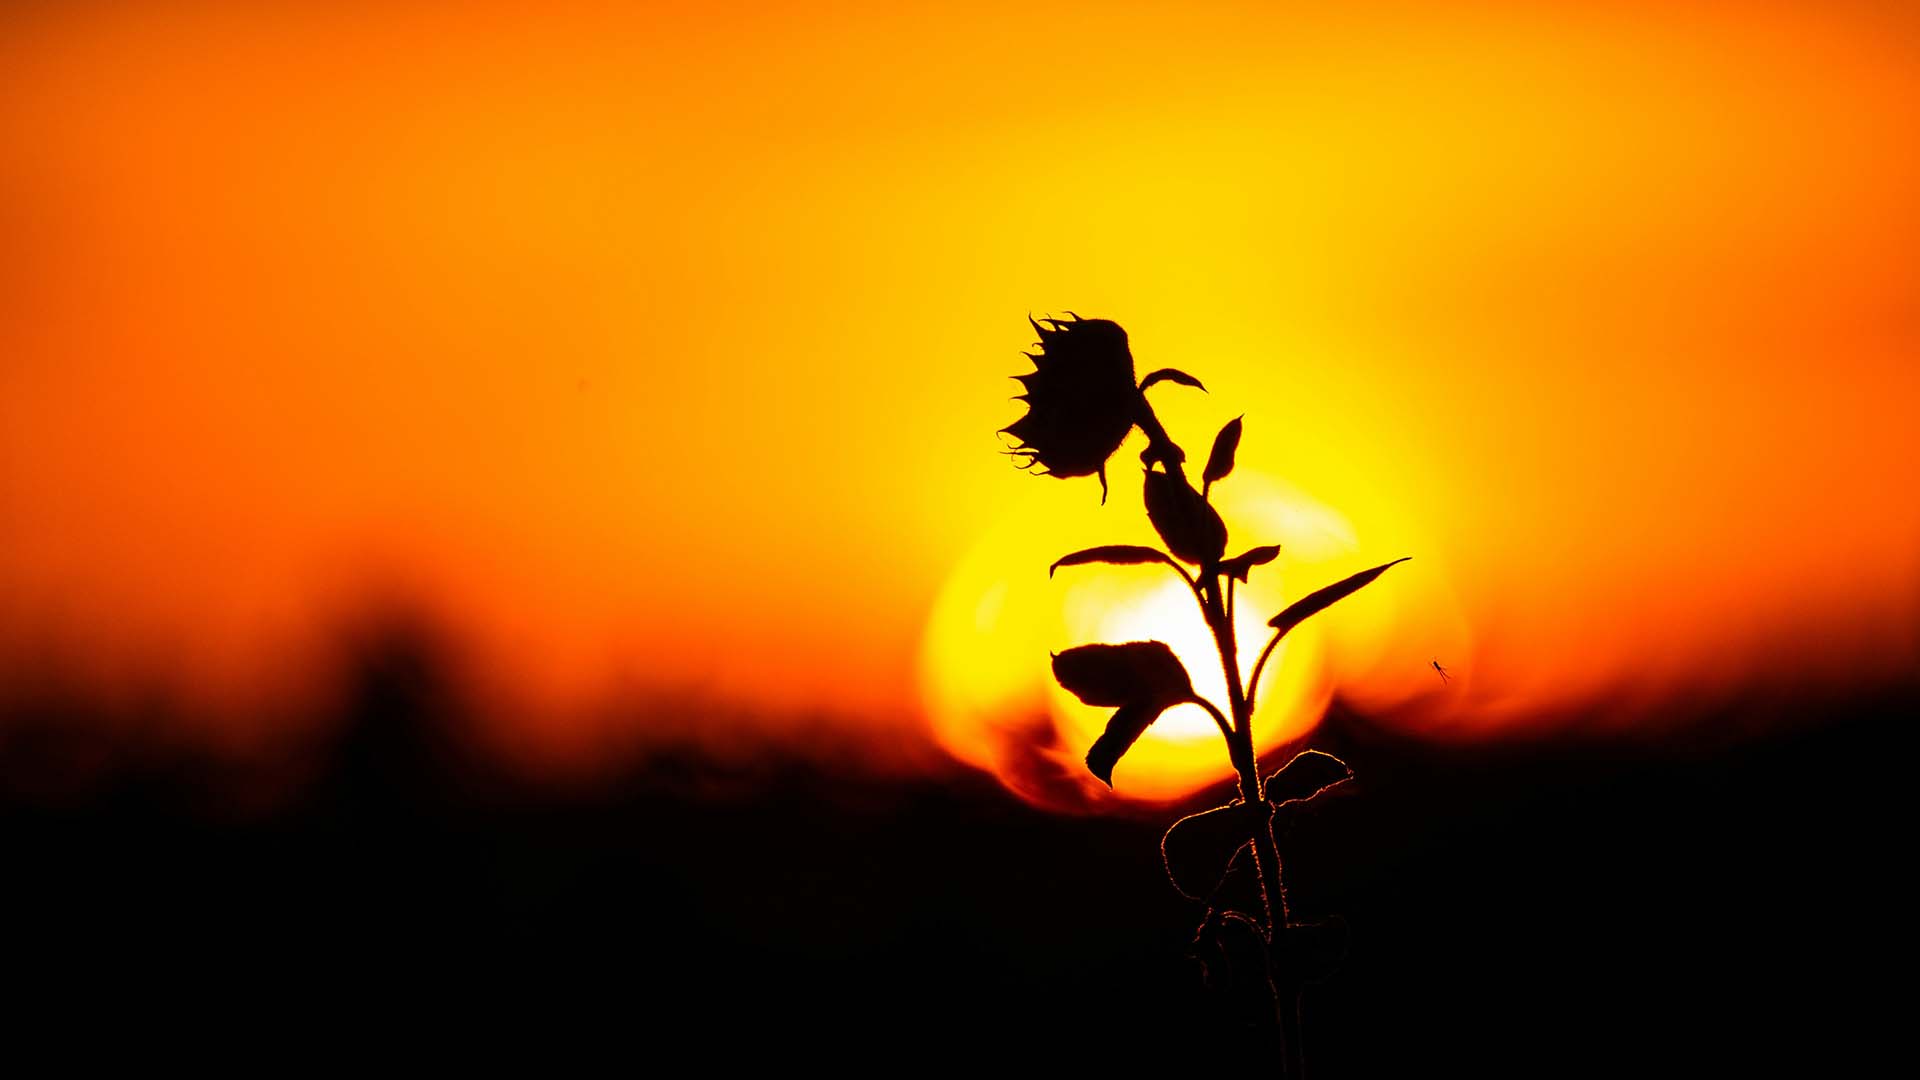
[{"left": 1001, "top": 315, "right": 1143, "bottom": 494}]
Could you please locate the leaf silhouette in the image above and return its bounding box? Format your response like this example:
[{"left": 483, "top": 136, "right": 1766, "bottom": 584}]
[
  {"left": 1202, "top": 416, "right": 1243, "bottom": 494},
  {"left": 1267, "top": 557, "right": 1411, "bottom": 636},
  {"left": 1162, "top": 801, "right": 1264, "bottom": 901},
  {"left": 1163, "top": 757, "right": 1345, "bottom": 901},
  {"left": 1052, "top": 641, "right": 1191, "bottom": 706},
  {"left": 1219, "top": 544, "right": 1281, "bottom": 583},
  {"left": 1138, "top": 368, "right": 1207, "bottom": 393},
  {"left": 1052, "top": 641, "right": 1197, "bottom": 785},
  {"left": 1264, "top": 749, "right": 1353, "bottom": 807},
  {"left": 1084, "top": 702, "right": 1170, "bottom": 788},
  {"left": 1048, "top": 545, "right": 1182, "bottom": 579},
  {"left": 1143, "top": 468, "right": 1228, "bottom": 567}
]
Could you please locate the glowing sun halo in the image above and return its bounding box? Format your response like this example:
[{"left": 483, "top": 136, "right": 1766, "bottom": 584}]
[{"left": 920, "top": 472, "right": 1370, "bottom": 807}]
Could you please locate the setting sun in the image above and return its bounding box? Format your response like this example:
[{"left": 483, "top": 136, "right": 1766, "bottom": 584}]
[{"left": 918, "top": 466, "right": 1436, "bottom": 806}]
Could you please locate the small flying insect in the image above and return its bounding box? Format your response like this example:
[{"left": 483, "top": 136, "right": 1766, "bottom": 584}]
[{"left": 1431, "top": 659, "right": 1451, "bottom": 684}]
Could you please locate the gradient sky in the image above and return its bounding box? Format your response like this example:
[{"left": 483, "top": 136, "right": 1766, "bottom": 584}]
[{"left": 3, "top": 2, "right": 1916, "bottom": 792}]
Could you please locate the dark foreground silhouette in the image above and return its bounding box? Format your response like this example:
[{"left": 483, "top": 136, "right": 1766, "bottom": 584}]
[{"left": 0, "top": 627, "right": 1905, "bottom": 1074}]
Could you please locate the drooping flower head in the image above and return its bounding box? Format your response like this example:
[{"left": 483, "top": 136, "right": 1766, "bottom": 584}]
[{"left": 1001, "top": 315, "right": 1142, "bottom": 497}]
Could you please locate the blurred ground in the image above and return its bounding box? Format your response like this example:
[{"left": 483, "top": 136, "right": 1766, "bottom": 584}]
[{"left": 2, "top": 631, "right": 1904, "bottom": 1074}]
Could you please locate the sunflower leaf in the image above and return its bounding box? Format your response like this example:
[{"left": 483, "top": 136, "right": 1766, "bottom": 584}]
[
  {"left": 1085, "top": 701, "right": 1170, "bottom": 787},
  {"left": 1052, "top": 641, "right": 1193, "bottom": 708},
  {"left": 1162, "top": 801, "right": 1264, "bottom": 901},
  {"left": 1048, "top": 545, "right": 1182, "bottom": 579},
  {"left": 1265, "top": 749, "right": 1353, "bottom": 807},
  {"left": 1267, "top": 557, "right": 1410, "bottom": 636},
  {"left": 1143, "top": 469, "right": 1229, "bottom": 567},
  {"left": 1219, "top": 544, "right": 1281, "bottom": 584},
  {"left": 1052, "top": 642, "right": 1197, "bottom": 786},
  {"left": 1139, "top": 368, "right": 1207, "bottom": 393},
  {"left": 1203, "top": 416, "right": 1243, "bottom": 494}
]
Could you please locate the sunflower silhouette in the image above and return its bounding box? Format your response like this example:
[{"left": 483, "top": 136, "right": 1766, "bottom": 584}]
[
  {"left": 990, "top": 312, "right": 1403, "bottom": 1080},
  {"left": 1001, "top": 315, "right": 1199, "bottom": 500}
]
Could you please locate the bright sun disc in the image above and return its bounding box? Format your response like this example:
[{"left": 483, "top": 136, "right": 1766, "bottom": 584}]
[{"left": 920, "top": 471, "right": 1382, "bottom": 809}]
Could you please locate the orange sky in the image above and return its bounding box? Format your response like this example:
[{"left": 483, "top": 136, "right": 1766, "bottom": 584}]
[{"left": 3, "top": 2, "right": 1916, "bottom": 790}]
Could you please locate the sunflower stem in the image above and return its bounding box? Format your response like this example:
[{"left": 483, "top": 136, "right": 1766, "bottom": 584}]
[
  {"left": 1201, "top": 567, "right": 1302, "bottom": 1078},
  {"left": 1199, "top": 574, "right": 1277, "bottom": 907},
  {"left": 1246, "top": 628, "right": 1284, "bottom": 717},
  {"left": 1134, "top": 398, "right": 1187, "bottom": 474}
]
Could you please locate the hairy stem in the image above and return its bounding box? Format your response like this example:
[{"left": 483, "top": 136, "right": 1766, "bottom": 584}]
[
  {"left": 1134, "top": 399, "right": 1185, "bottom": 472},
  {"left": 1246, "top": 629, "right": 1283, "bottom": 716},
  {"left": 1199, "top": 573, "right": 1283, "bottom": 923},
  {"left": 1143, "top": 393, "right": 1303, "bottom": 1074},
  {"left": 1201, "top": 569, "right": 1302, "bottom": 1078}
]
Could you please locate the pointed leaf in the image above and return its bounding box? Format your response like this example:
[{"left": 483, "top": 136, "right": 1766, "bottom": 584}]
[
  {"left": 1138, "top": 368, "right": 1207, "bottom": 393},
  {"left": 1202, "top": 416, "right": 1243, "bottom": 492},
  {"left": 1143, "top": 468, "right": 1228, "bottom": 566},
  {"left": 1267, "top": 557, "right": 1410, "bottom": 636},
  {"left": 1162, "top": 801, "right": 1263, "bottom": 901},
  {"left": 1265, "top": 749, "right": 1353, "bottom": 807},
  {"left": 1219, "top": 544, "right": 1281, "bottom": 584},
  {"left": 1087, "top": 700, "right": 1177, "bottom": 786},
  {"left": 1048, "top": 545, "right": 1180, "bottom": 579},
  {"left": 1055, "top": 641, "right": 1198, "bottom": 787},
  {"left": 1051, "top": 641, "right": 1193, "bottom": 707}
]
